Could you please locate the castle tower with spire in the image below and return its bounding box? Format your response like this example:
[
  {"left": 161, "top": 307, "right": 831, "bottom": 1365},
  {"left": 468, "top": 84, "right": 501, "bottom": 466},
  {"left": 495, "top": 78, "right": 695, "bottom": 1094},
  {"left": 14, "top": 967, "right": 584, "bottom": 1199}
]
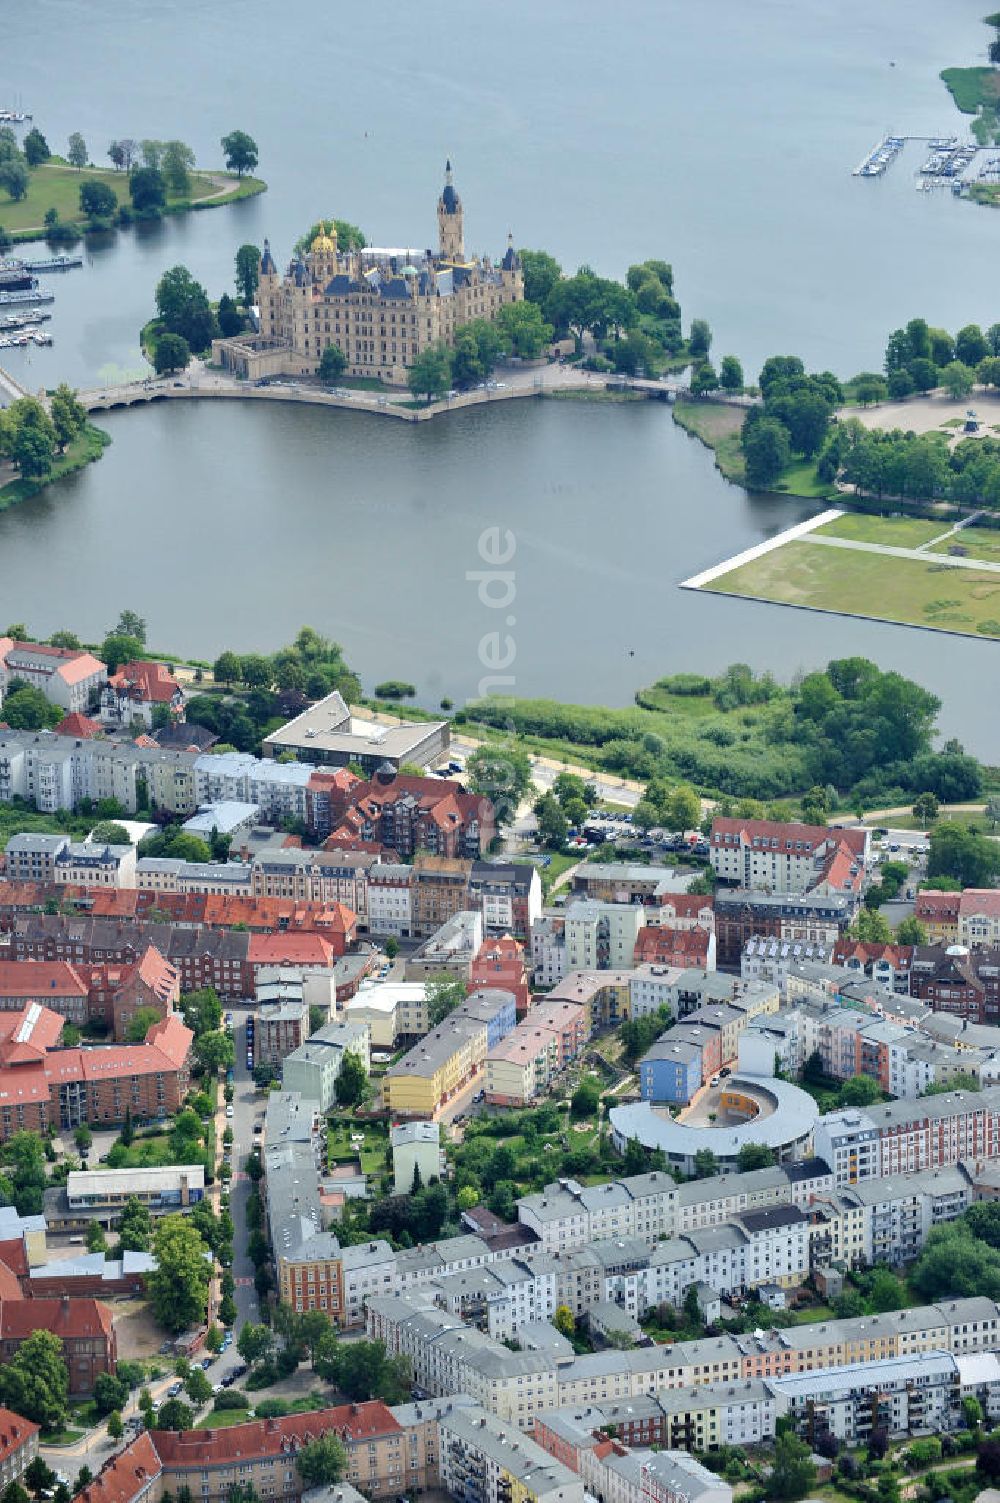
[{"left": 437, "top": 160, "right": 464, "bottom": 262}]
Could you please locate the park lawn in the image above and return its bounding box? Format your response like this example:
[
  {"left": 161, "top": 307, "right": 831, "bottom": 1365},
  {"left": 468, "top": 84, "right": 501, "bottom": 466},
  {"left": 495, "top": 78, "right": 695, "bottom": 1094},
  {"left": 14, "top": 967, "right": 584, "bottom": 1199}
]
[
  {"left": 813, "top": 513, "right": 946, "bottom": 548},
  {"left": 705, "top": 537, "right": 1000, "bottom": 637},
  {"left": 789, "top": 1303, "right": 836, "bottom": 1324},
  {"left": 0, "top": 162, "right": 224, "bottom": 231},
  {"left": 672, "top": 399, "right": 746, "bottom": 483},
  {"left": 538, "top": 851, "right": 579, "bottom": 896},
  {"left": 928, "top": 524, "right": 1000, "bottom": 561},
  {"left": 327, "top": 1123, "right": 387, "bottom": 1176}
]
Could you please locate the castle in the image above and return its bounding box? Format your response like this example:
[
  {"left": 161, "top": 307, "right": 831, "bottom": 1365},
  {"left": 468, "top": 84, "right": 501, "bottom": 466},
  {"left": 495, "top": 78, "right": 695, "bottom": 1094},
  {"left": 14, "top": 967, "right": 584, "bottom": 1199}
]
[{"left": 212, "top": 163, "right": 524, "bottom": 387}]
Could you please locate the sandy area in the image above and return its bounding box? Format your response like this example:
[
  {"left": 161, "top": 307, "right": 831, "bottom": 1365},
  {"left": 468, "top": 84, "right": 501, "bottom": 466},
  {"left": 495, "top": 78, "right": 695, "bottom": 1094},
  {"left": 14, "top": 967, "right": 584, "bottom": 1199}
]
[
  {"left": 111, "top": 1299, "right": 165, "bottom": 1362},
  {"left": 847, "top": 388, "right": 1000, "bottom": 440}
]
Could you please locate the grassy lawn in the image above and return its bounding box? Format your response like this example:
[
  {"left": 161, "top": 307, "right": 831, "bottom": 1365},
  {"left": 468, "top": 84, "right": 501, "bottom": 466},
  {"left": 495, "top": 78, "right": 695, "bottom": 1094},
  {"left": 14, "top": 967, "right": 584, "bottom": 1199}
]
[
  {"left": 538, "top": 851, "right": 579, "bottom": 896},
  {"left": 0, "top": 423, "right": 111, "bottom": 511},
  {"left": 42, "top": 1428, "right": 85, "bottom": 1447},
  {"left": 0, "top": 161, "right": 257, "bottom": 233},
  {"left": 672, "top": 399, "right": 746, "bottom": 483},
  {"left": 770, "top": 458, "right": 839, "bottom": 501},
  {"left": 814, "top": 513, "right": 946, "bottom": 548},
  {"left": 940, "top": 65, "right": 999, "bottom": 113},
  {"left": 707, "top": 537, "right": 1000, "bottom": 637},
  {"left": 789, "top": 1302, "right": 836, "bottom": 1324},
  {"left": 327, "top": 1122, "right": 388, "bottom": 1176},
  {"left": 196, "top": 1408, "right": 251, "bottom": 1429},
  {"left": 928, "top": 524, "right": 1000, "bottom": 561}
]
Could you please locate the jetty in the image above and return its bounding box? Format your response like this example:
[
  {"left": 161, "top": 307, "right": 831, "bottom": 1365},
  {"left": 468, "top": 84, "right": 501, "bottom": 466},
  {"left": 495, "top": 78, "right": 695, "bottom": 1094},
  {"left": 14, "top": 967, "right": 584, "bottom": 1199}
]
[
  {"left": 0, "top": 311, "right": 50, "bottom": 333},
  {"left": 23, "top": 254, "right": 83, "bottom": 273},
  {"left": 0, "top": 288, "right": 54, "bottom": 307},
  {"left": 852, "top": 134, "right": 905, "bottom": 177}
]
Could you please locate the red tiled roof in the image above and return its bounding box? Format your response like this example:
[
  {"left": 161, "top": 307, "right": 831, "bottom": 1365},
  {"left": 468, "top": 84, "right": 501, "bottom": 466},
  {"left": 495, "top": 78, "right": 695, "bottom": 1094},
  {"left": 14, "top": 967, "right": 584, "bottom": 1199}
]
[
  {"left": 53, "top": 713, "right": 103, "bottom": 739},
  {"left": 0, "top": 1241, "right": 28, "bottom": 1285},
  {"left": 0, "top": 1003, "right": 65, "bottom": 1064},
  {"left": 151, "top": 1401, "right": 401, "bottom": 1465},
  {"left": 832, "top": 939, "right": 913, "bottom": 970},
  {"left": 248, "top": 932, "right": 335, "bottom": 966},
  {"left": 110, "top": 661, "right": 180, "bottom": 704},
  {"left": 55, "top": 654, "right": 106, "bottom": 687},
  {"left": 634, "top": 927, "right": 711, "bottom": 964},
  {"left": 958, "top": 889, "right": 1000, "bottom": 920},
  {"left": 0, "top": 962, "right": 88, "bottom": 999},
  {"left": 915, "top": 890, "right": 962, "bottom": 919},
  {"left": 0, "top": 1295, "right": 112, "bottom": 1341},
  {"left": 76, "top": 1434, "right": 161, "bottom": 1503},
  {"left": 710, "top": 816, "right": 867, "bottom": 858},
  {"left": 0, "top": 1406, "right": 37, "bottom": 1458}
]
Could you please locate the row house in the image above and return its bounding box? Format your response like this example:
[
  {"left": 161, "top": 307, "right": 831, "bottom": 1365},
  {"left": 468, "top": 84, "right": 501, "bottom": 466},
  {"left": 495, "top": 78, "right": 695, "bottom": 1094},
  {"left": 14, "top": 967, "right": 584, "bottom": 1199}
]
[{"left": 713, "top": 889, "right": 852, "bottom": 969}]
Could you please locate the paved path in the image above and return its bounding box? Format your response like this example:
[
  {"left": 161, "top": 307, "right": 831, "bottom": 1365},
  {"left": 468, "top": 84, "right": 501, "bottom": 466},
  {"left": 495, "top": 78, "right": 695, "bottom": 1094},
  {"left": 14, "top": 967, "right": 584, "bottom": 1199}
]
[
  {"left": 0, "top": 364, "right": 28, "bottom": 407},
  {"left": 806, "top": 531, "right": 1000, "bottom": 574},
  {"left": 680, "top": 509, "right": 844, "bottom": 589}
]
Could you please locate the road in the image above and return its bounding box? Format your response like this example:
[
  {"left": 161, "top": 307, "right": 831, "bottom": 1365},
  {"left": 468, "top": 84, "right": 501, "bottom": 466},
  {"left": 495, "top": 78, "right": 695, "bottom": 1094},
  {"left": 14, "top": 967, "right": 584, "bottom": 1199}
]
[{"left": 226, "top": 1015, "right": 261, "bottom": 1341}]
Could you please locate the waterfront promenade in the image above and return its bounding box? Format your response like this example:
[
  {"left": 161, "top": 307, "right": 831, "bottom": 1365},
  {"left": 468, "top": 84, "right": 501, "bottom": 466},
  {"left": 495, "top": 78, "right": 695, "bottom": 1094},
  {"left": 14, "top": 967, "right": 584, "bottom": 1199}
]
[{"left": 69, "top": 358, "right": 684, "bottom": 422}]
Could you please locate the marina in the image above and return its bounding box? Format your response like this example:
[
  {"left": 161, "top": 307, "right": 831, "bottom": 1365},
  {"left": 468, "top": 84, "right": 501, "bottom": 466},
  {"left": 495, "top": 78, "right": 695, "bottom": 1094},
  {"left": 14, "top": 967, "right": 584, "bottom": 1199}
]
[
  {"left": 0, "top": 109, "right": 31, "bottom": 124},
  {"left": 0, "top": 329, "right": 52, "bottom": 349},
  {"left": 22, "top": 253, "right": 83, "bottom": 273},
  {"left": 852, "top": 134, "right": 905, "bottom": 176}
]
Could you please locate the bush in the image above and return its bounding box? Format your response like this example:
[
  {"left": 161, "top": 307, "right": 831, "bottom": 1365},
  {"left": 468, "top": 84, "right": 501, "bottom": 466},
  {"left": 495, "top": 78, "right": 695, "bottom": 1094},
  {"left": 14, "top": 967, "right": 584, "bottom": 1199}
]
[
  {"left": 373, "top": 680, "right": 416, "bottom": 700},
  {"left": 213, "top": 1391, "right": 250, "bottom": 1411}
]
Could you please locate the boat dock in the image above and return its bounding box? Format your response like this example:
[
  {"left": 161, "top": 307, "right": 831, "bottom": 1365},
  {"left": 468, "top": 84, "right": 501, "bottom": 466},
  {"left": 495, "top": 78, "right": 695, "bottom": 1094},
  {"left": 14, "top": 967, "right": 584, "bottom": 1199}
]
[
  {"left": 0, "top": 288, "right": 55, "bottom": 307},
  {"left": 0, "top": 329, "right": 52, "bottom": 350},
  {"left": 0, "top": 310, "right": 50, "bottom": 333},
  {"left": 852, "top": 134, "right": 905, "bottom": 176},
  {"left": 23, "top": 254, "right": 83, "bottom": 273}
]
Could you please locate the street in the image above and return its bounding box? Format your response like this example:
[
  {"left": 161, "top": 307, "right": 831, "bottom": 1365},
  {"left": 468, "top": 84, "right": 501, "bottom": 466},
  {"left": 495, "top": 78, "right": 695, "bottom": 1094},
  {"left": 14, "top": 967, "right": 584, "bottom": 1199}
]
[{"left": 226, "top": 1015, "right": 260, "bottom": 1340}]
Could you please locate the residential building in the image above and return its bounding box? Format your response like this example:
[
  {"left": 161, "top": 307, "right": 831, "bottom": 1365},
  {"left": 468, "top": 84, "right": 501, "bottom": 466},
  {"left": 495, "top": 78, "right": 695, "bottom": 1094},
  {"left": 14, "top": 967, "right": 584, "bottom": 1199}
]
[
  {"left": 714, "top": 889, "right": 852, "bottom": 969},
  {"left": 406, "top": 910, "right": 483, "bottom": 981},
  {"left": 100, "top": 661, "right": 184, "bottom": 729},
  {"left": 438, "top": 1403, "right": 584, "bottom": 1503},
  {"left": 391, "top": 1121, "right": 442, "bottom": 1196},
  {"left": 0, "top": 638, "right": 107, "bottom": 713},
  {"left": 412, "top": 856, "right": 474, "bottom": 938},
  {"left": 367, "top": 863, "right": 414, "bottom": 938},
  {"left": 709, "top": 818, "right": 868, "bottom": 897},
  {"left": 0, "top": 1297, "right": 116, "bottom": 1395},
  {"left": 915, "top": 890, "right": 962, "bottom": 945},
  {"left": 469, "top": 936, "right": 530, "bottom": 1015},
  {"left": 469, "top": 862, "right": 542, "bottom": 940},
  {"left": 564, "top": 901, "right": 645, "bottom": 972},
  {"left": 256, "top": 998, "right": 309, "bottom": 1065},
  {"left": 0, "top": 1410, "right": 38, "bottom": 1487},
  {"left": 635, "top": 926, "right": 715, "bottom": 971},
  {"left": 282, "top": 1023, "right": 370, "bottom": 1111},
  {"left": 53, "top": 840, "right": 137, "bottom": 889}
]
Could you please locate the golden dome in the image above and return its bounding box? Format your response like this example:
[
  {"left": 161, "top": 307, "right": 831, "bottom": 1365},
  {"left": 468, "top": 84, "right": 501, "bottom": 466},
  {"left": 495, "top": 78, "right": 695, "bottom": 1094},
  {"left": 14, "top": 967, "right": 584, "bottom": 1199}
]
[{"left": 310, "top": 222, "right": 337, "bottom": 254}]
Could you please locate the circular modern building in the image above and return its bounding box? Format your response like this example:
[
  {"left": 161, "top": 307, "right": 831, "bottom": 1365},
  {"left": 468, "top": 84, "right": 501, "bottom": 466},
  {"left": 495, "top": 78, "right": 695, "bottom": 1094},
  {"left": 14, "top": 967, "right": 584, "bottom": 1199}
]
[{"left": 609, "top": 1074, "right": 819, "bottom": 1175}]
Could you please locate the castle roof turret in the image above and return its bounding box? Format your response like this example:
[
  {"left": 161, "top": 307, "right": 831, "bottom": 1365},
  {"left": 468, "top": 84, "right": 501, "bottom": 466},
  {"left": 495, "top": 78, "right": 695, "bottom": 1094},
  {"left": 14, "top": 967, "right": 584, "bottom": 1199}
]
[
  {"left": 440, "top": 159, "right": 460, "bottom": 214},
  {"left": 260, "top": 239, "right": 276, "bottom": 275}
]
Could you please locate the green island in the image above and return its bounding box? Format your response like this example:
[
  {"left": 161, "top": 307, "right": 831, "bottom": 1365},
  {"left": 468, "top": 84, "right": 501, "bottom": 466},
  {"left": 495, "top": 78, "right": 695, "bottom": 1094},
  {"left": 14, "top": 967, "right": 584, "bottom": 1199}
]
[{"left": 0, "top": 126, "right": 265, "bottom": 247}]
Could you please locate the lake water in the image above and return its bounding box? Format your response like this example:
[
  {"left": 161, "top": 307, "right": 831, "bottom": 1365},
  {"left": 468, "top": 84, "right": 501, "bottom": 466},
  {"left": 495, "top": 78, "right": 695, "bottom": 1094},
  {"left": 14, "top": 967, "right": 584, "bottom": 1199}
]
[{"left": 2, "top": 0, "right": 1000, "bottom": 747}]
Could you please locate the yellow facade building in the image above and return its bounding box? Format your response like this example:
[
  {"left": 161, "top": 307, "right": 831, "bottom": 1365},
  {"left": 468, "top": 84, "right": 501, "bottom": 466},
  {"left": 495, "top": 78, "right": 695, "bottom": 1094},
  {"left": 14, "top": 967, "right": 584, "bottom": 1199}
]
[{"left": 213, "top": 162, "right": 524, "bottom": 386}]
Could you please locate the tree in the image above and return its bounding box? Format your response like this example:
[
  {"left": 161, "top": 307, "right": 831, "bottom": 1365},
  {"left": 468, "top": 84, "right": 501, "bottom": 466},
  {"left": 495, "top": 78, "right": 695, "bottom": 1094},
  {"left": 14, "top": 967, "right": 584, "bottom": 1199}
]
[
  {"left": 86, "top": 1219, "right": 108, "bottom": 1253},
  {"left": 118, "top": 1195, "right": 152, "bottom": 1253},
  {"left": 94, "top": 1372, "right": 128, "bottom": 1416},
  {"left": 692, "top": 1148, "right": 718, "bottom": 1178},
  {"left": 2, "top": 397, "right": 57, "bottom": 481},
  {"left": 235, "top": 244, "right": 260, "bottom": 307},
  {"left": 334, "top": 1051, "right": 367, "bottom": 1107},
  {"left": 534, "top": 792, "right": 569, "bottom": 849},
  {"left": 194, "top": 1028, "right": 234, "bottom": 1073},
  {"left": 154, "top": 333, "right": 191, "bottom": 375},
  {"left": 518, "top": 249, "right": 562, "bottom": 307},
  {"left": 0, "top": 1330, "right": 69, "bottom": 1431},
  {"left": 114, "top": 608, "right": 146, "bottom": 641},
  {"left": 928, "top": 821, "right": 1000, "bottom": 887},
  {"left": 426, "top": 974, "right": 467, "bottom": 1028},
  {"left": 129, "top": 165, "right": 166, "bottom": 212},
  {"left": 553, "top": 1305, "right": 575, "bottom": 1338},
  {"left": 155, "top": 265, "right": 217, "bottom": 350},
  {"left": 127, "top": 1006, "right": 164, "bottom": 1043},
  {"left": 854, "top": 907, "right": 891, "bottom": 943},
  {"left": 495, "top": 300, "right": 553, "bottom": 358},
  {"left": 3, "top": 1131, "right": 47, "bottom": 1216},
  {"left": 664, "top": 784, "right": 701, "bottom": 832},
  {"left": 237, "top": 1322, "right": 273, "bottom": 1367},
  {"left": 221, "top": 131, "right": 258, "bottom": 178},
  {"left": 185, "top": 1368, "right": 213, "bottom": 1406},
  {"left": 0, "top": 686, "right": 60, "bottom": 731},
  {"left": 146, "top": 1215, "right": 212, "bottom": 1333},
  {"left": 217, "top": 293, "right": 242, "bottom": 337},
  {"left": 908, "top": 357, "right": 937, "bottom": 393},
  {"left": 318, "top": 345, "right": 347, "bottom": 384},
  {"left": 106, "top": 1411, "right": 123, "bottom": 1442},
  {"left": 690, "top": 361, "right": 718, "bottom": 396},
  {"left": 956, "top": 323, "right": 989, "bottom": 367},
  {"left": 912, "top": 791, "right": 939, "bottom": 823},
  {"left": 742, "top": 414, "right": 791, "bottom": 489},
  {"left": 895, "top": 916, "right": 927, "bottom": 946},
  {"left": 911, "top": 1222, "right": 1000, "bottom": 1302},
  {"left": 942, "top": 360, "right": 975, "bottom": 400},
  {"left": 688, "top": 319, "right": 712, "bottom": 359},
  {"left": 719, "top": 355, "right": 744, "bottom": 392},
  {"left": 0, "top": 159, "right": 29, "bottom": 202},
  {"left": 156, "top": 1398, "right": 194, "bottom": 1431},
  {"left": 67, "top": 133, "right": 87, "bottom": 169},
  {"left": 767, "top": 1432, "right": 817, "bottom": 1502},
  {"left": 49, "top": 385, "right": 87, "bottom": 451},
  {"left": 736, "top": 1143, "right": 775, "bottom": 1171},
  {"left": 24, "top": 1461, "right": 55, "bottom": 1500},
  {"left": 162, "top": 140, "right": 195, "bottom": 196},
  {"left": 963, "top": 1394, "right": 985, "bottom": 1431},
  {"left": 101, "top": 633, "right": 145, "bottom": 673},
  {"left": 295, "top": 1435, "right": 347, "bottom": 1489},
  {"left": 73, "top": 1124, "right": 93, "bottom": 1155},
  {"left": 853, "top": 373, "right": 888, "bottom": 406},
  {"left": 887, "top": 368, "right": 914, "bottom": 401},
  {"left": 23, "top": 129, "right": 49, "bottom": 167},
  {"left": 466, "top": 743, "right": 532, "bottom": 827},
  {"left": 570, "top": 1079, "right": 600, "bottom": 1119},
  {"left": 213, "top": 651, "right": 241, "bottom": 687},
  {"left": 407, "top": 343, "right": 451, "bottom": 401}
]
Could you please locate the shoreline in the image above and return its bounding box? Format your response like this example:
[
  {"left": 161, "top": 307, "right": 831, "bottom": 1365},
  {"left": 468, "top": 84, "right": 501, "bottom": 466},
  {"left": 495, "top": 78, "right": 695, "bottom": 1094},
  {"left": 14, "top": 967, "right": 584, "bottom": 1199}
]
[
  {"left": 0, "top": 421, "right": 110, "bottom": 511},
  {"left": 679, "top": 509, "right": 843, "bottom": 589},
  {"left": 6, "top": 171, "right": 267, "bottom": 247}
]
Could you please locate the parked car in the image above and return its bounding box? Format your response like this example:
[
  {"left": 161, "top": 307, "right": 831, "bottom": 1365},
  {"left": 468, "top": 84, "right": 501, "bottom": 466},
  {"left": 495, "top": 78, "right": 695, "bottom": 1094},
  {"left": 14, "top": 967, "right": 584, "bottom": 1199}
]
[
  {"left": 226, "top": 1105, "right": 234, "bottom": 1118},
  {"left": 200, "top": 1357, "right": 212, "bottom": 1369},
  {"left": 167, "top": 1382, "right": 183, "bottom": 1398}
]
